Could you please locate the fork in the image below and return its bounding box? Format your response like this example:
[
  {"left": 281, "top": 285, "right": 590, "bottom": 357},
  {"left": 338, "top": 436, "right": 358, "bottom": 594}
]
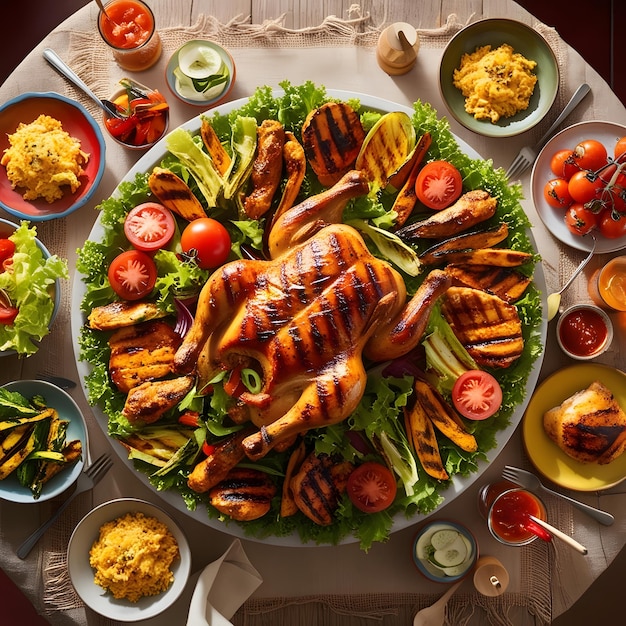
[
  {"left": 17, "top": 453, "right": 113, "bottom": 559},
  {"left": 505, "top": 83, "right": 591, "bottom": 180},
  {"left": 502, "top": 465, "right": 614, "bottom": 526}
]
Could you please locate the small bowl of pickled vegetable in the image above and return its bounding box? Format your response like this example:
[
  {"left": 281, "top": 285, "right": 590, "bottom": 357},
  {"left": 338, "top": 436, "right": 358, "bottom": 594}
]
[
  {"left": 412, "top": 519, "right": 478, "bottom": 583},
  {"left": 0, "top": 379, "right": 86, "bottom": 503},
  {"left": 166, "top": 40, "right": 235, "bottom": 107},
  {"left": 103, "top": 77, "right": 169, "bottom": 150}
]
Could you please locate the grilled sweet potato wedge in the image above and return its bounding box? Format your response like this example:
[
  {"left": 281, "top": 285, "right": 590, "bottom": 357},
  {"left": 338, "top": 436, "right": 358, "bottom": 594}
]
[
  {"left": 88, "top": 300, "right": 167, "bottom": 331},
  {"left": 301, "top": 102, "right": 366, "bottom": 186},
  {"left": 280, "top": 440, "right": 307, "bottom": 517},
  {"left": 148, "top": 166, "right": 206, "bottom": 220},
  {"left": 428, "top": 248, "right": 532, "bottom": 267},
  {"left": 404, "top": 402, "right": 449, "bottom": 480},
  {"left": 200, "top": 117, "right": 231, "bottom": 176}
]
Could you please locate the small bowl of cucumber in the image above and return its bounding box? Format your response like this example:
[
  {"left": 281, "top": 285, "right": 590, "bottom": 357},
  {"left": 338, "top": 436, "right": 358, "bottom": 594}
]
[
  {"left": 166, "top": 40, "right": 235, "bottom": 107},
  {"left": 412, "top": 519, "right": 478, "bottom": 583}
]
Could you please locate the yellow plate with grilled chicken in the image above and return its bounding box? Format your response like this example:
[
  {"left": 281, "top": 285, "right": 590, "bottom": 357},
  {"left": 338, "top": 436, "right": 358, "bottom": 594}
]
[{"left": 522, "top": 364, "right": 626, "bottom": 491}]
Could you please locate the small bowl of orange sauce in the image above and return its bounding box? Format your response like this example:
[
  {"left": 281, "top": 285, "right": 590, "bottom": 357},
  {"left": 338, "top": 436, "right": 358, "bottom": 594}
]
[{"left": 556, "top": 303, "right": 613, "bottom": 360}]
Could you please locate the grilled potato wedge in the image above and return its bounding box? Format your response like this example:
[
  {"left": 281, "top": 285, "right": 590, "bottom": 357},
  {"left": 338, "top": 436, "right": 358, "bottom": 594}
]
[
  {"left": 200, "top": 117, "right": 231, "bottom": 176},
  {"left": 209, "top": 467, "right": 277, "bottom": 521},
  {"left": 397, "top": 190, "right": 497, "bottom": 239},
  {"left": 404, "top": 402, "right": 449, "bottom": 480},
  {"left": 148, "top": 166, "right": 206, "bottom": 220},
  {"left": 446, "top": 264, "right": 532, "bottom": 303},
  {"left": 301, "top": 102, "right": 365, "bottom": 186},
  {"left": 280, "top": 440, "right": 306, "bottom": 517},
  {"left": 413, "top": 379, "right": 478, "bottom": 453},
  {"left": 419, "top": 223, "right": 509, "bottom": 265},
  {"left": 88, "top": 300, "right": 167, "bottom": 331},
  {"left": 429, "top": 247, "right": 532, "bottom": 267},
  {"left": 441, "top": 286, "right": 524, "bottom": 368}
]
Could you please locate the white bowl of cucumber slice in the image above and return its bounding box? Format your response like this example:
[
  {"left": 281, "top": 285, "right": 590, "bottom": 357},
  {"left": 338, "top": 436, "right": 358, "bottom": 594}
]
[{"left": 412, "top": 519, "right": 478, "bottom": 583}]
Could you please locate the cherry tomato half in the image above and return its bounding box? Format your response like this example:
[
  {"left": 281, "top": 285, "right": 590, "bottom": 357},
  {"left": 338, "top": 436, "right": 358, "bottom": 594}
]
[
  {"left": 564, "top": 203, "right": 598, "bottom": 236},
  {"left": 346, "top": 462, "right": 397, "bottom": 513},
  {"left": 124, "top": 202, "right": 176, "bottom": 252},
  {"left": 543, "top": 178, "right": 572, "bottom": 209},
  {"left": 451, "top": 370, "right": 503, "bottom": 420},
  {"left": 415, "top": 160, "right": 463, "bottom": 210},
  {"left": 108, "top": 249, "right": 157, "bottom": 300},
  {"left": 0, "top": 238, "right": 16, "bottom": 266},
  {"left": 573, "top": 139, "right": 608, "bottom": 172},
  {"left": 598, "top": 210, "right": 626, "bottom": 239},
  {"left": 180, "top": 218, "right": 231, "bottom": 269},
  {"left": 0, "top": 304, "right": 19, "bottom": 325}
]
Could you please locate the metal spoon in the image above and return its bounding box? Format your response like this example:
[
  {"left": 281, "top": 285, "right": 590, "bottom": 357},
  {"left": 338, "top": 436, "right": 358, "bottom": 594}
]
[
  {"left": 547, "top": 233, "right": 597, "bottom": 321},
  {"left": 43, "top": 48, "right": 124, "bottom": 119}
]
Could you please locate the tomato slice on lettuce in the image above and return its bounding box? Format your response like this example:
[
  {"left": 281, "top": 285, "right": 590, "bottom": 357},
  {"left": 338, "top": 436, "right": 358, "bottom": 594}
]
[
  {"left": 124, "top": 202, "right": 176, "bottom": 252},
  {"left": 346, "top": 462, "right": 398, "bottom": 513},
  {"left": 451, "top": 370, "right": 503, "bottom": 420},
  {"left": 108, "top": 249, "right": 157, "bottom": 301},
  {"left": 415, "top": 160, "right": 463, "bottom": 210}
]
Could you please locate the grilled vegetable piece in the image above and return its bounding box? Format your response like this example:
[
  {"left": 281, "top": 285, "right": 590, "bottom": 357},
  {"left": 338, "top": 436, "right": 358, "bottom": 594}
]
[
  {"left": 290, "top": 452, "right": 354, "bottom": 526},
  {"left": 0, "top": 423, "right": 39, "bottom": 479},
  {"left": 441, "top": 286, "right": 524, "bottom": 369},
  {"left": 0, "top": 411, "right": 50, "bottom": 433},
  {"left": 87, "top": 300, "right": 167, "bottom": 331},
  {"left": 301, "top": 101, "right": 366, "bottom": 186},
  {"left": 280, "top": 440, "right": 306, "bottom": 517},
  {"left": 200, "top": 117, "right": 231, "bottom": 176},
  {"left": 187, "top": 429, "right": 253, "bottom": 493},
  {"left": 148, "top": 166, "right": 206, "bottom": 220},
  {"left": 108, "top": 320, "right": 181, "bottom": 393},
  {"left": 209, "top": 467, "right": 277, "bottom": 521},
  {"left": 404, "top": 401, "right": 449, "bottom": 481},
  {"left": 122, "top": 375, "right": 195, "bottom": 424},
  {"left": 397, "top": 190, "right": 497, "bottom": 239},
  {"left": 391, "top": 132, "right": 432, "bottom": 228},
  {"left": 243, "top": 119, "right": 285, "bottom": 219},
  {"left": 419, "top": 223, "right": 509, "bottom": 265},
  {"left": 32, "top": 437, "right": 82, "bottom": 494},
  {"left": 446, "top": 264, "right": 532, "bottom": 303},
  {"left": 428, "top": 248, "right": 532, "bottom": 267},
  {"left": 413, "top": 379, "right": 478, "bottom": 453},
  {"left": 355, "top": 111, "right": 416, "bottom": 193}
]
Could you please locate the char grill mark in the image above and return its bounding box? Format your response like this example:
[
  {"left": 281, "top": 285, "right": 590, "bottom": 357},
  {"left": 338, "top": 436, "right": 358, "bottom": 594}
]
[{"left": 298, "top": 459, "right": 338, "bottom": 524}]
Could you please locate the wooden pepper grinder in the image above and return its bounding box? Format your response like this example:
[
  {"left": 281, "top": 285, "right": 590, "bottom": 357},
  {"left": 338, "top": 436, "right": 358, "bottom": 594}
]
[{"left": 376, "top": 22, "right": 420, "bottom": 75}]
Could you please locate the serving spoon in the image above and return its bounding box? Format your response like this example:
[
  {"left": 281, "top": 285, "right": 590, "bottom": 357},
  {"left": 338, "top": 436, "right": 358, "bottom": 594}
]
[
  {"left": 546, "top": 233, "right": 597, "bottom": 321},
  {"left": 413, "top": 580, "right": 463, "bottom": 626}
]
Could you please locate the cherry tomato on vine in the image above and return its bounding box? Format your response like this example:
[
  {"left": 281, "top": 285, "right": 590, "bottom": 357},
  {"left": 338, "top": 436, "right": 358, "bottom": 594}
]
[
  {"left": 108, "top": 249, "right": 157, "bottom": 300},
  {"left": 550, "top": 149, "right": 578, "bottom": 180},
  {"left": 346, "top": 462, "right": 397, "bottom": 513},
  {"left": 415, "top": 160, "right": 463, "bottom": 210},
  {"left": 614, "top": 136, "right": 626, "bottom": 160},
  {"left": 568, "top": 170, "right": 604, "bottom": 204},
  {"left": 180, "top": 218, "right": 231, "bottom": 269},
  {"left": 564, "top": 203, "right": 598, "bottom": 236},
  {"left": 573, "top": 139, "right": 608, "bottom": 171},
  {"left": 543, "top": 178, "right": 572, "bottom": 209},
  {"left": 451, "top": 370, "right": 503, "bottom": 420},
  {"left": 598, "top": 210, "right": 626, "bottom": 239},
  {"left": 124, "top": 202, "right": 176, "bottom": 252}
]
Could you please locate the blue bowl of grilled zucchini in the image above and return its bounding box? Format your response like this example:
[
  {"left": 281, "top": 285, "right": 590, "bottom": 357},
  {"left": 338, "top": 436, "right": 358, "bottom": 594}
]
[{"left": 0, "top": 379, "right": 86, "bottom": 503}]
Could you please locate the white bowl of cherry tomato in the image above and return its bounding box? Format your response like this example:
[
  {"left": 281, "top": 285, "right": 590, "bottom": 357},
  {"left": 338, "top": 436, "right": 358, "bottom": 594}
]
[
  {"left": 531, "top": 120, "right": 626, "bottom": 253},
  {"left": 103, "top": 78, "right": 169, "bottom": 150}
]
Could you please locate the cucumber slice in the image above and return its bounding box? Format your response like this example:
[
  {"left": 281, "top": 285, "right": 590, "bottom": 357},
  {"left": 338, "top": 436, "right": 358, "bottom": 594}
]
[
  {"left": 432, "top": 535, "right": 468, "bottom": 568},
  {"left": 173, "top": 67, "right": 228, "bottom": 101},
  {"left": 430, "top": 528, "right": 460, "bottom": 551},
  {"left": 177, "top": 42, "right": 224, "bottom": 79},
  {"left": 442, "top": 563, "right": 469, "bottom": 577}
]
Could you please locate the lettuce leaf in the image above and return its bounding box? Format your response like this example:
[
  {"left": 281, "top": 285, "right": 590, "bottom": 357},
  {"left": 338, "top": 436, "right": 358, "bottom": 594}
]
[{"left": 0, "top": 222, "right": 68, "bottom": 355}]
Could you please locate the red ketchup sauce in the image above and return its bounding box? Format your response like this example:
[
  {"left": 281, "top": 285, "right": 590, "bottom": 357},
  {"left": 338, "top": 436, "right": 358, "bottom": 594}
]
[
  {"left": 490, "top": 490, "right": 543, "bottom": 543},
  {"left": 558, "top": 308, "right": 608, "bottom": 357}
]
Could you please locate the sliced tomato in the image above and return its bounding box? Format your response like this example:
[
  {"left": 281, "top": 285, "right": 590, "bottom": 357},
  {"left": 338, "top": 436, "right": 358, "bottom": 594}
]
[
  {"left": 346, "top": 462, "right": 397, "bottom": 513},
  {"left": 0, "top": 238, "right": 15, "bottom": 266},
  {"left": 415, "top": 161, "right": 463, "bottom": 210},
  {"left": 202, "top": 441, "right": 216, "bottom": 456},
  {"left": 180, "top": 218, "right": 231, "bottom": 269},
  {"left": 108, "top": 249, "right": 157, "bottom": 301},
  {"left": 178, "top": 410, "right": 200, "bottom": 428},
  {"left": 451, "top": 370, "right": 502, "bottom": 420},
  {"left": 124, "top": 202, "right": 176, "bottom": 252},
  {"left": 0, "top": 304, "right": 19, "bottom": 325}
]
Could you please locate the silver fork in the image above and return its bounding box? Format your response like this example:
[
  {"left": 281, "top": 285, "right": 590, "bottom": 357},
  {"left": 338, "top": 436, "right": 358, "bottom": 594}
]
[
  {"left": 505, "top": 83, "right": 591, "bottom": 180},
  {"left": 502, "top": 465, "right": 614, "bottom": 526},
  {"left": 17, "top": 453, "right": 113, "bottom": 559}
]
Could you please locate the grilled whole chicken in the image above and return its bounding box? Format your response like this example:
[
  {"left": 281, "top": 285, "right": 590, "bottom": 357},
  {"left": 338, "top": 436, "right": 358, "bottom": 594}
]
[{"left": 174, "top": 172, "right": 451, "bottom": 462}]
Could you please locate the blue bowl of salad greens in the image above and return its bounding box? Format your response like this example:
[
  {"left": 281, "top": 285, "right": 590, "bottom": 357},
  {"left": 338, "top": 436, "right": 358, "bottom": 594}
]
[{"left": 0, "top": 218, "right": 68, "bottom": 357}]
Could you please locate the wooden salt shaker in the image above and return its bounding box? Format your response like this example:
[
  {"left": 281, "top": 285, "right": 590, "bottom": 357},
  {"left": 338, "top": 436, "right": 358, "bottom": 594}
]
[
  {"left": 376, "top": 22, "right": 420, "bottom": 75},
  {"left": 473, "top": 555, "right": 510, "bottom": 597}
]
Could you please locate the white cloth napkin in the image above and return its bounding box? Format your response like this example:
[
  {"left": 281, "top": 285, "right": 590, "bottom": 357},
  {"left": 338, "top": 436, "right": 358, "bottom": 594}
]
[{"left": 186, "top": 539, "right": 263, "bottom": 625}]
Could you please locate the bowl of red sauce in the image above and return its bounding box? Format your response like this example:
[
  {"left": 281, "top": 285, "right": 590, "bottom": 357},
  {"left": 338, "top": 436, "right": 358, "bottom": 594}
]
[{"left": 556, "top": 304, "right": 613, "bottom": 360}]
